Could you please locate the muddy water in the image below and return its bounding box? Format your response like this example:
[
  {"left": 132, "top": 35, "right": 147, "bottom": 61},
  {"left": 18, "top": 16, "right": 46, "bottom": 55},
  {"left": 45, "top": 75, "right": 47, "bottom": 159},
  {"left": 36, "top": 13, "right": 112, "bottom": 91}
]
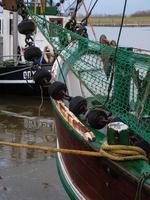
[{"left": 0, "top": 96, "right": 69, "bottom": 200}]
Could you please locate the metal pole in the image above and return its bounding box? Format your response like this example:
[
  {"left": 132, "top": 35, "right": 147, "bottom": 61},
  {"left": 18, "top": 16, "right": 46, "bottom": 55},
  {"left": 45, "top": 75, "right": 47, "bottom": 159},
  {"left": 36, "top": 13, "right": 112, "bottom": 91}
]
[{"left": 13, "top": 12, "right": 18, "bottom": 57}]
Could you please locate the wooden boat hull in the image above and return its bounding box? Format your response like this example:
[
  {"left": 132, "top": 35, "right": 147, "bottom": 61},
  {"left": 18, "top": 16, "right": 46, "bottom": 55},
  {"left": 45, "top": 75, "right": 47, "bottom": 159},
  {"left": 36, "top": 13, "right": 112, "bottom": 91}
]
[{"left": 53, "top": 102, "right": 150, "bottom": 200}]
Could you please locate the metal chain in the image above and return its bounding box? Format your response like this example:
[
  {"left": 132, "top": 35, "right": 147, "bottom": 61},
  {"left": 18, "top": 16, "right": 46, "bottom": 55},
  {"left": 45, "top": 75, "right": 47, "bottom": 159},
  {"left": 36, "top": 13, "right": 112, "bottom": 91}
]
[
  {"left": 17, "top": 0, "right": 29, "bottom": 20},
  {"left": 17, "top": 1, "right": 34, "bottom": 47}
]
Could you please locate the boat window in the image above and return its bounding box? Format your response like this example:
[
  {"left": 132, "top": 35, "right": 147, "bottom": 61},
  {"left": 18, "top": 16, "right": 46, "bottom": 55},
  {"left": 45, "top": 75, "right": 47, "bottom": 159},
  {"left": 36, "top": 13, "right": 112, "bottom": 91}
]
[{"left": 9, "top": 18, "right": 13, "bottom": 35}]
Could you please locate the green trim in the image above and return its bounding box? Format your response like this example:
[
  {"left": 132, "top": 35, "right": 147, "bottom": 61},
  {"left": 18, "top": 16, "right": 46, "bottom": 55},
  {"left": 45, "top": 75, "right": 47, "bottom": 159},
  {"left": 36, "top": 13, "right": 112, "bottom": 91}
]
[
  {"left": 56, "top": 154, "right": 80, "bottom": 200},
  {"left": 28, "top": 6, "right": 58, "bottom": 15}
]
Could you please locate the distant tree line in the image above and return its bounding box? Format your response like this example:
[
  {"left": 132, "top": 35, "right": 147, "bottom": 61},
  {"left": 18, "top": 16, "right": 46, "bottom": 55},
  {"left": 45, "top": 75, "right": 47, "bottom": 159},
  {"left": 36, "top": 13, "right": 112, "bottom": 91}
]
[
  {"left": 78, "top": 10, "right": 150, "bottom": 18},
  {"left": 78, "top": 14, "right": 122, "bottom": 18},
  {"left": 131, "top": 10, "right": 150, "bottom": 17}
]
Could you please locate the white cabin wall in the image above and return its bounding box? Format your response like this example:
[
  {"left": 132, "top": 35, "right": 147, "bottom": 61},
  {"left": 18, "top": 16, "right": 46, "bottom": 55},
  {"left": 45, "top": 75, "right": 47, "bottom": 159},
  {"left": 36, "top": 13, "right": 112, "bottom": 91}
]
[
  {"left": 0, "top": 11, "right": 70, "bottom": 58},
  {"left": 32, "top": 16, "right": 69, "bottom": 51}
]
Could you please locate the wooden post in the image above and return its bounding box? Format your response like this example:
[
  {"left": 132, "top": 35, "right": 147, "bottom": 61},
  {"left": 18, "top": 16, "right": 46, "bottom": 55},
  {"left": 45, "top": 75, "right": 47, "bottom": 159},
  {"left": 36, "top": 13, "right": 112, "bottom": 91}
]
[
  {"left": 40, "top": 0, "right": 46, "bottom": 15},
  {"left": 34, "top": 0, "right": 37, "bottom": 15}
]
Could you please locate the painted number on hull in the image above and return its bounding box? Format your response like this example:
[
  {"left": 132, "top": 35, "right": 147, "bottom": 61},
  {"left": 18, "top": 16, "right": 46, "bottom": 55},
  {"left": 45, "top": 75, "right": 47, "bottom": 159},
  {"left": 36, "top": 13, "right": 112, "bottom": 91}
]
[{"left": 23, "top": 71, "right": 35, "bottom": 80}]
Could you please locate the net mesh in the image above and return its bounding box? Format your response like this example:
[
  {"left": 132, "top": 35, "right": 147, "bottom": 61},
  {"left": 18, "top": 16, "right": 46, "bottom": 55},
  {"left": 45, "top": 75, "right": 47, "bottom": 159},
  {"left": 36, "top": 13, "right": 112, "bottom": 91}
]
[{"left": 28, "top": 9, "right": 150, "bottom": 144}]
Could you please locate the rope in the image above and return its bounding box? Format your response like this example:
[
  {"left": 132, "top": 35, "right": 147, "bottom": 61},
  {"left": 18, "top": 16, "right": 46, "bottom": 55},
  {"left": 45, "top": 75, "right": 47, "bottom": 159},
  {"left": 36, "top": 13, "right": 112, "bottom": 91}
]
[
  {"left": 82, "top": 0, "right": 97, "bottom": 41},
  {"left": 72, "top": 0, "right": 83, "bottom": 20},
  {"left": 38, "top": 85, "right": 44, "bottom": 117},
  {"left": 135, "top": 172, "right": 150, "bottom": 200},
  {"left": 103, "top": 0, "right": 128, "bottom": 106},
  {"left": 0, "top": 141, "right": 148, "bottom": 161},
  {"left": 82, "top": 0, "right": 99, "bottom": 24},
  {"left": 0, "top": 66, "right": 32, "bottom": 77},
  {"left": 87, "top": 0, "right": 94, "bottom": 12}
]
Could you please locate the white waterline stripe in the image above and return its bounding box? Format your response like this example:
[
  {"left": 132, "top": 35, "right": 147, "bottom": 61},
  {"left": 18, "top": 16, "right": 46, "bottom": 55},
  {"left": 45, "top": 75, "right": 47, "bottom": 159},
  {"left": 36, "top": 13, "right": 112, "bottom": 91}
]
[
  {"left": 0, "top": 80, "right": 34, "bottom": 84},
  {"left": 57, "top": 140, "right": 86, "bottom": 200}
]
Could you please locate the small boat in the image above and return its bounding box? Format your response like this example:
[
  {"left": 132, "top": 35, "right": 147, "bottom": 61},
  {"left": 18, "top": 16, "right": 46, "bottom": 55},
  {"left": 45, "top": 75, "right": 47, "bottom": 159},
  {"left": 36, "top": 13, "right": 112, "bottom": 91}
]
[
  {"left": 0, "top": 55, "right": 53, "bottom": 95},
  {"left": 2, "top": 0, "right": 150, "bottom": 199},
  {"left": 0, "top": 1, "right": 68, "bottom": 96}
]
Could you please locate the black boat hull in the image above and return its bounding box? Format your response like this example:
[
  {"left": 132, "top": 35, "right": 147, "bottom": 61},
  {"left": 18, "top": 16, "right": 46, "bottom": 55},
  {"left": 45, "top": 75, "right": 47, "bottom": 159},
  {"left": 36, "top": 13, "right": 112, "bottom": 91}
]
[{"left": 0, "top": 64, "right": 51, "bottom": 96}]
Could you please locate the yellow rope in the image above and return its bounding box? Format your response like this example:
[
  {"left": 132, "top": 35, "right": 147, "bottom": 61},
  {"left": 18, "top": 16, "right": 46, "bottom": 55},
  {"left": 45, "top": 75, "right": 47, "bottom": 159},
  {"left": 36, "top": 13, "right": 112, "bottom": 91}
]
[
  {"left": 0, "top": 141, "right": 148, "bottom": 162},
  {"left": 102, "top": 143, "right": 146, "bottom": 156}
]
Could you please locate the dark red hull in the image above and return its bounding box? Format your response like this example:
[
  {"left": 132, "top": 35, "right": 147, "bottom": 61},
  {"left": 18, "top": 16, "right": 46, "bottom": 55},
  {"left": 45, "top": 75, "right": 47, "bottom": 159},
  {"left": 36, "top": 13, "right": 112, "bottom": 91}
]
[{"left": 55, "top": 114, "right": 150, "bottom": 200}]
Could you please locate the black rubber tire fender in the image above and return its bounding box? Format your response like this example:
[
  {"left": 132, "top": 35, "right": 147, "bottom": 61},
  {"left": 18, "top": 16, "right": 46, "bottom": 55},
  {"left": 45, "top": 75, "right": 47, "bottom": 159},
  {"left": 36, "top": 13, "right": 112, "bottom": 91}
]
[
  {"left": 87, "top": 109, "right": 108, "bottom": 129},
  {"left": 69, "top": 96, "right": 87, "bottom": 116},
  {"left": 24, "top": 46, "right": 42, "bottom": 62},
  {"left": 18, "top": 19, "right": 36, "bottom": 35},
  {"left": 33, "top": 69, "right": 51, "bottom": 86},
  {"left": 48, "top": 81, "right": 67, "bottom": 100}
]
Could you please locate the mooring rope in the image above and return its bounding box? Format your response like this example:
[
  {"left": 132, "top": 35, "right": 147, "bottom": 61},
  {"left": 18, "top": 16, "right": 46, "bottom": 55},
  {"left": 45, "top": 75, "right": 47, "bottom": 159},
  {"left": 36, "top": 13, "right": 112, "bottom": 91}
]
[
  {"left": 103, "top": 0, "right": 128, "bottom": 106},
  {"left": 82, "top": 0, "right": 98, "bottom": 41},
  {"left": 38, "top": 85, "right": 44, "bottom": 117},
  {"left": 0, "top": 141, "right": 148, "bottom": 161}
]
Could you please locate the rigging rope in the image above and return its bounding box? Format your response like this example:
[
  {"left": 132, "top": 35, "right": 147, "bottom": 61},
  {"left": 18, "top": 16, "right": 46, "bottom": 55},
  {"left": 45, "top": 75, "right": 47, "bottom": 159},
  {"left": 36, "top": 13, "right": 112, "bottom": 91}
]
[
  {"left": 82, "top": 0, "right": 98, "bottom": 41},
  {"left": 72, "top": 0, "right": 82, "bottom": 19},
  {"left": 81, "top": 0, "right": 98, "bottom": 25},
  {"left": 103, "top": 0, "right": 128, "bottom": 106},
  {"left": 87, "top": 0, "right": 94, "bottom": 12},
  {"left": 0, "top": 66, "right": 32, "bottom": 77},
  {"left": 38, "top": 85, "right": 44, "bottom": 117}
]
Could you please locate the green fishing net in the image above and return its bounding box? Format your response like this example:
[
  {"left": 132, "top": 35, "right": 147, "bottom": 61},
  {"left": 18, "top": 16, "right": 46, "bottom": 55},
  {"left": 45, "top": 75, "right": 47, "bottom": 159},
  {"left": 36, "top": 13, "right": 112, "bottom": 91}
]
[{"left": 28, "top": 9, "right": 150, "bottom": 144}]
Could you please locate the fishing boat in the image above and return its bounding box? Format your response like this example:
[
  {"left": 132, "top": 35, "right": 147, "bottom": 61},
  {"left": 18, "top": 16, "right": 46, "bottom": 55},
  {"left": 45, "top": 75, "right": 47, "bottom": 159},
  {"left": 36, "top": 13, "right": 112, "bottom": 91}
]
[
  {"left": 2, "top": 0, "right": 150, "bottom": 199},
  {"left": 50, "top": 41, "right": 150, "bottom": 199}
]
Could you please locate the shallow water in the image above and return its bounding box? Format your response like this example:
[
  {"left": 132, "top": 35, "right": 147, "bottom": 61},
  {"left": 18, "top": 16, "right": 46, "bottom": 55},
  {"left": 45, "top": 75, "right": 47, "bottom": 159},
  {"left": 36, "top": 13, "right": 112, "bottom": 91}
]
[{"left": 0, "top": 96, "right": 69, "bottom": 200}]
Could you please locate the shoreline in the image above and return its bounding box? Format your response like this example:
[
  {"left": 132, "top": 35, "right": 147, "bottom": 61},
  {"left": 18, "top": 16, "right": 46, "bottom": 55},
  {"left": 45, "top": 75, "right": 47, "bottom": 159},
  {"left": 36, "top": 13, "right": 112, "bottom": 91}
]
[
  {"left": 92, "top": 24, "right": 150, "bottom": 27},
  {"left": 78, "top": 16, "right": 150, "bottom": 27}
]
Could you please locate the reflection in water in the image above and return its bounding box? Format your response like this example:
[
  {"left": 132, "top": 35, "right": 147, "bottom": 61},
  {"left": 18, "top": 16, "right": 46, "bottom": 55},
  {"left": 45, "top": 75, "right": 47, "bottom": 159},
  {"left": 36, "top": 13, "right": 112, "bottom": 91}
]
[
  {"left": 0, "top": 96, "right": 56, "bottom": 166},
  {"left": 0, "top": 96, "right": 69, "bottom": 200}
]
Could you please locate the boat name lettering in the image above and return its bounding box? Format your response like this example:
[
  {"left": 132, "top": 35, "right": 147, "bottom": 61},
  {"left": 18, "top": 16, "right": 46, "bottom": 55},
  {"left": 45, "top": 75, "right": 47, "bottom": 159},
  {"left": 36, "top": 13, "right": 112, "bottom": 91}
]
[{"left": 23, "top": 71, "right": 36, "bottom": 80}]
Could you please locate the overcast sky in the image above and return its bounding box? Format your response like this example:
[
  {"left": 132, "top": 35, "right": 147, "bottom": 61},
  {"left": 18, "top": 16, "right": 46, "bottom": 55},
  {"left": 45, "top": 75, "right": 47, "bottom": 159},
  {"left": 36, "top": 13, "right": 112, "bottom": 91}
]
[
  {"left": 0, "top": 0, "right": 150, "bottom": 15},
  {"left": 78, "top": 0, "right": 150, "bottom": 15}
]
